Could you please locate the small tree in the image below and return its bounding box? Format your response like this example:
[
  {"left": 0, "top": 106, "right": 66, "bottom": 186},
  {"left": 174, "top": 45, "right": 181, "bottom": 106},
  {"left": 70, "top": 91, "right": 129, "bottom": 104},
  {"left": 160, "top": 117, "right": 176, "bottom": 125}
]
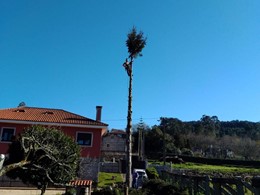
[{"left": 4, "top": 125, "right": 81, "bottom": 195}]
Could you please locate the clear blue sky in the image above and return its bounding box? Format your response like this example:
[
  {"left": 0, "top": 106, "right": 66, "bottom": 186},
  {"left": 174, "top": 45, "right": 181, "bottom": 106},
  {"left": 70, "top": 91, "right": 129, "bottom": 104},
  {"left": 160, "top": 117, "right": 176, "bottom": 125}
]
[{"left": 1, "top": 1, "right": 260, "bottom": 130}]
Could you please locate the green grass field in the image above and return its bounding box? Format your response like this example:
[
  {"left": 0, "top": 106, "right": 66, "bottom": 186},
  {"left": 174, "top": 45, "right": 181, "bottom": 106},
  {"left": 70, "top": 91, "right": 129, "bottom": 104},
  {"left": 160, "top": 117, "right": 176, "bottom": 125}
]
[
  {"left": 98, "top": 172, "right": 124, "bottom": 188},
  {"left": 170, "top": 162, "right": 260, "bottom": 175},
  {"left": 97, "top": 162, "right": 260, "bottom": 188}
]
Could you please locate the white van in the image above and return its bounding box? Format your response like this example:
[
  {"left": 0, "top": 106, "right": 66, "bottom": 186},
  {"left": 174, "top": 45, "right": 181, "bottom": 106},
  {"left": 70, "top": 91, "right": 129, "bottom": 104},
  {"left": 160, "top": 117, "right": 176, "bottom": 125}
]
[
  {"left": 133, "top": 169, "right": 148, "bottom": 179},
  {"left": 132, "top": 169, "right": 148, "bottom": 188}
]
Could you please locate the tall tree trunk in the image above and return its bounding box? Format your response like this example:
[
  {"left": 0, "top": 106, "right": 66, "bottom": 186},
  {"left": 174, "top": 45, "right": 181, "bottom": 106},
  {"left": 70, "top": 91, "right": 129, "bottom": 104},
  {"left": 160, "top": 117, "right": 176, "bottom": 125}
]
[
  {"left": 126, "top": 62, "right": 133, "bottom": 190},
  {"left": 126, "top": 64, "right": 132, "bottom": 188}
]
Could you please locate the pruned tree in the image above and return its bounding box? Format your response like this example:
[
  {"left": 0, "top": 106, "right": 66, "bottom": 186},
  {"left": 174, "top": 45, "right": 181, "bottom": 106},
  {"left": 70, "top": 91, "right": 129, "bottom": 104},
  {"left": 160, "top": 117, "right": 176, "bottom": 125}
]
[
  {"left": 126, "top": 26, "right": 147, "bottom": 60},
  {"left": 123, "top": 26, "right": 147, "bottom": 192},
  {"left": 3, "top": 125, "right": 81, "bottom": 195}
]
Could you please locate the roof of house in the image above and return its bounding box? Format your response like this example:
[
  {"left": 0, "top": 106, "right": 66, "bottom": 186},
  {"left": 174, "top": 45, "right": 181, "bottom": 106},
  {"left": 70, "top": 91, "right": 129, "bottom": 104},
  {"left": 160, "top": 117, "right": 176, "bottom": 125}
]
[
  {"left": 102, "top": 129, "right": 126, "bottom": 137},
  {"left": 111, "top": 129, "right": 126, "bottom": 134},
  {"left": 0, "top": 107, "right": 108, "bottom": 127},
  {"left": 69, "top": 180, "right": 92, "bottom": 187}
]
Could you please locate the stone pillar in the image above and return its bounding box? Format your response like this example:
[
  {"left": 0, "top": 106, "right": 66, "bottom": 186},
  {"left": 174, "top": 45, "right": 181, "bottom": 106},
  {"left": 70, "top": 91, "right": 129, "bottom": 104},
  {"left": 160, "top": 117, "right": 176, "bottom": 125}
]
[{"left": 84, "top": 187, "right": 89, "bottom": 195}]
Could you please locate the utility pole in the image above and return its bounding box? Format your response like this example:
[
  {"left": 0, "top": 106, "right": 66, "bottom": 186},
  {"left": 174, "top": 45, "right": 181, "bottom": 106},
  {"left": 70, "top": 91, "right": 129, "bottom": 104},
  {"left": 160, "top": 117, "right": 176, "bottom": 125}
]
[
  {"left": 138, "top": 119, "right": 144, "bottom": 161},
  {"left": 160, "top": 117, "right": 166, "bottom": 166},
  {"left": 163, "top": 123, "right": 166, "bottom": 166}
]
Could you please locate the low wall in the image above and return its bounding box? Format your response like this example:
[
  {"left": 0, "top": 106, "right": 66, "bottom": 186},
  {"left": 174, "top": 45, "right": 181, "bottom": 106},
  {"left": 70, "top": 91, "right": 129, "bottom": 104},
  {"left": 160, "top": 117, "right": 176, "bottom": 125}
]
[
  {"left": 99, "top": 162, "right": 119, "bottom": 173},
  {"left": 0, "top": 188, "right": 65, "bottom": 195}
]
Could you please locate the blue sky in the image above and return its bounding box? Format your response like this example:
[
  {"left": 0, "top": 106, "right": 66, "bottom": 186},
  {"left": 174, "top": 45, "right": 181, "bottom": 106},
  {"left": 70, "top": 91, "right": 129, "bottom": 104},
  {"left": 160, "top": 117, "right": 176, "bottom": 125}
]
[{"left": 1, "top": 1, "right": 260, "bottom": 129}]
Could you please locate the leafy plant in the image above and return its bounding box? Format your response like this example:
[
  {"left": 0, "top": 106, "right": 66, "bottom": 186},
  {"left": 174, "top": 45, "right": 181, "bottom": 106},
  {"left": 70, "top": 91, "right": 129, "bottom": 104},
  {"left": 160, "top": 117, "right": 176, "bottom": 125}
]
[
  {"left": 65, "top": 188, "right": 77, "bottom": 195},
  {"left": 146, "top": 167, "right": 159, "bottom": 179},
  {"left": 5, "top": 125, "right": 81, "bottom": 195},
  {"left": 141, "top": 179, "right": 187, "bottom": 195},
  {"left": 92, "top": 186, "right": 123, "bottom": 195}
]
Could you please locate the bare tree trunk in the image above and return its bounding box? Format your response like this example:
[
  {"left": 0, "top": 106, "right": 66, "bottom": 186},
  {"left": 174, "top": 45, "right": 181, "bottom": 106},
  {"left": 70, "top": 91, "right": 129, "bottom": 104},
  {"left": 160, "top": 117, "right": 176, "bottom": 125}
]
[
  {"left": 126, "top": 67, "right": 133, "bottom": 189},
  {"left": 40, "top": 183, "right": 47, "bottom": 195}
]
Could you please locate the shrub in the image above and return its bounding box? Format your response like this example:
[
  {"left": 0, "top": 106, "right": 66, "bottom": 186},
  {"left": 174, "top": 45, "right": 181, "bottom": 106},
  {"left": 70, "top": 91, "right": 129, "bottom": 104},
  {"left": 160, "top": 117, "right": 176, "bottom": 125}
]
[
  {"left": 141, "top": 179, "right": 187, "bottom": 195},
  {"left": 181, "top": 148, "right": 194, "bottom": 156},
  {"left": 92, "top": 187, "right": 123, "bottom": 195},
  {"left": 65, "top": 188, "right": 77, "bottom": 195},
  {"left": 146, "top": 167, "right": 159, "bottom": 179},
  {"left": 129, "top": 188, "right": 143, "bottom": 195}
]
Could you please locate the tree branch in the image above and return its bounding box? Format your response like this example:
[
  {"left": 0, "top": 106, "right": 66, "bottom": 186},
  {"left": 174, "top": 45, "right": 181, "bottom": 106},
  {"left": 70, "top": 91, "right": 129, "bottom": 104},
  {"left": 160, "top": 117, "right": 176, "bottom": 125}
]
[{"left": 0, "top": 160, "right": 30, "bottom": 176}]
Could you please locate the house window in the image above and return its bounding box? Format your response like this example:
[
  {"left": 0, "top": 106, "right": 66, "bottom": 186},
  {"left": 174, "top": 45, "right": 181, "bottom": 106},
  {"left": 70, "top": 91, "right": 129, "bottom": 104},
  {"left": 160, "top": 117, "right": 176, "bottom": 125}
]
[
  {"left": 76, "top": 132, "right": 92, "bottom": 146},
  {"left": 1, "top": 127, "right": 15, "bottom": 142}
]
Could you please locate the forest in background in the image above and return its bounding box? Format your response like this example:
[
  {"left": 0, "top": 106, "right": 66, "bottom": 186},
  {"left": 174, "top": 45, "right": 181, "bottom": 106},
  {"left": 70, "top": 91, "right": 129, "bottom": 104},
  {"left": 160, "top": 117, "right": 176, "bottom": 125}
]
[{"left": 132, "top": 115, "right": 260, "bottom": 161}]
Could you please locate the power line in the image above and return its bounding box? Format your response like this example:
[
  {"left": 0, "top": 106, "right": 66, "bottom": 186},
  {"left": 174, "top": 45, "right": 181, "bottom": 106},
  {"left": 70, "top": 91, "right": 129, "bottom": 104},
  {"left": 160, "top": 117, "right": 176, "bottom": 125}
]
[{"left": 103, "top": 117, "right": 160, "bottom": 122}]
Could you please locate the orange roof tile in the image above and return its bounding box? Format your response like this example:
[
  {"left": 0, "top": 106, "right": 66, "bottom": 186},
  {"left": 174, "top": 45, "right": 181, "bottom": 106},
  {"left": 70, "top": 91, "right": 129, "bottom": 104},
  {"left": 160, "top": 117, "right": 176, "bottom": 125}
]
[
  {"left": 0, "top": 107, "right": 107, "bottom": 127},
  {"left": 69, "top": 180, "right": 92, "bottom": 186},
  {"left": 111, "top": 129, "right": 126, "bottom": 134}
]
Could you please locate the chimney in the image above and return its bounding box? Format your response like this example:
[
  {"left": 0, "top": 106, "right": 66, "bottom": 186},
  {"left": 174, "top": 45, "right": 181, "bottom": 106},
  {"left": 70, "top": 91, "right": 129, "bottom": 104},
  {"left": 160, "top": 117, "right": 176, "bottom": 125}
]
[{"left": 96, "top": 106, "right": 102, "bottom": 121}]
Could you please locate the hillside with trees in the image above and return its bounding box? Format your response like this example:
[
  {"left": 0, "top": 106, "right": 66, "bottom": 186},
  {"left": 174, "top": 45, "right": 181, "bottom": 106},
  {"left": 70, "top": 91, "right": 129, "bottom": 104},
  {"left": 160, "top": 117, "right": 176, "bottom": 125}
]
[{"left": 132, "top": 115, "right": 260, "bottom": 161}]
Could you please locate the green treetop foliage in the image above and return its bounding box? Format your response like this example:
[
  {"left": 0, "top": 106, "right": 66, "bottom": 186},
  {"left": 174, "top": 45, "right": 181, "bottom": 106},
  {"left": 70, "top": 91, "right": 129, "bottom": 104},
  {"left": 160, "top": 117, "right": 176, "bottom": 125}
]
[
  {"left": 126, "top": 26, "right": 147, "bottom": 60},
  {"left": 5, "top": 125, "right": 81, "bottom": 195}
]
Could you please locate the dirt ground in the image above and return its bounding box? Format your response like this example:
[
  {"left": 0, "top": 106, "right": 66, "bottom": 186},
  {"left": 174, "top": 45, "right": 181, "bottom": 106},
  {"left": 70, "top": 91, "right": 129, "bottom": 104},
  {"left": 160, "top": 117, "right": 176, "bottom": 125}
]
[{"left": 0, "top": 188, "right": 65, "bottom": 195}]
